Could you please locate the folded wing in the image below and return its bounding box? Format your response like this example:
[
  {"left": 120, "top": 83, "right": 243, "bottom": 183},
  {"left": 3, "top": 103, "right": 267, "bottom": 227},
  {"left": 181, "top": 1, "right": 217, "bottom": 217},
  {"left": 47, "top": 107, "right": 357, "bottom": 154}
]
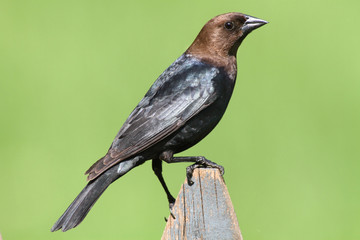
[{"left": 86, "top": 56, "right": 220, "bottom": 181}]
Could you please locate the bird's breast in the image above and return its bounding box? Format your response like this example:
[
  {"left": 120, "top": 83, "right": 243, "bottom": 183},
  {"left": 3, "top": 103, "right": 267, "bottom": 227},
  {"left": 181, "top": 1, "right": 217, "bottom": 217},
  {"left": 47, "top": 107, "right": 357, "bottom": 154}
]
[{"left": 159, "top": 72, "right": 235, "bottom": 154}]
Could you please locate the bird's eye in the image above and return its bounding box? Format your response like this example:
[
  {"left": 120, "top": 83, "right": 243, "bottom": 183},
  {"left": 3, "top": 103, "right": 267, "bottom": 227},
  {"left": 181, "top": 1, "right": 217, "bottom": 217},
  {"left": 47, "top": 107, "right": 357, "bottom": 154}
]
[{"left": 224, "top": 21, "right": 234, "bottom": 30}]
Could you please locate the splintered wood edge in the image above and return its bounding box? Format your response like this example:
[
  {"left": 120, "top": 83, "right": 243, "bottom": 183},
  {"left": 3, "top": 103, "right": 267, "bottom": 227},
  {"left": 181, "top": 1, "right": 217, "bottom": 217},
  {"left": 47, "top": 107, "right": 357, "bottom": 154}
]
[{"left": 161, "top": 168, "right": 243, "bottom": 240}]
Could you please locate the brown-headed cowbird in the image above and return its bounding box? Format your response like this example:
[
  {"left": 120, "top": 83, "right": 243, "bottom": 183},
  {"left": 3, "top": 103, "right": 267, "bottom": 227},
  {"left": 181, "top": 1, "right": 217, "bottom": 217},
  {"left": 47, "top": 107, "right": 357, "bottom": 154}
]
[{"left": 51, "top": 12, "right": 267, "bottom": 232}]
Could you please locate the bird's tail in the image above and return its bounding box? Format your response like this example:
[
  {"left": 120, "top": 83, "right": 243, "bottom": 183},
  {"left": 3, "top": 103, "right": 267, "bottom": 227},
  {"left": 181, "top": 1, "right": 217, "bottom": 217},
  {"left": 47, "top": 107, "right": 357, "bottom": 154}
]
[{"left": 51, "top": 159, "right": 139, "bottom": 232}]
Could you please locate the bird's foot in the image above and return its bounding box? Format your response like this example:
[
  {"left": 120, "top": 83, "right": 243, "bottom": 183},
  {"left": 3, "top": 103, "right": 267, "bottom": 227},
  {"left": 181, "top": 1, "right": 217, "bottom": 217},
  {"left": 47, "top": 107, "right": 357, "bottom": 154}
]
[
  {"left": 165, "top": 202, "right": 176, "bottom": 221},
  {"left": 169, "top": 201, "right": 176, "bottom": 219},
  {"left": 186, "top": 157, "right": 224, "bottom": 186}
]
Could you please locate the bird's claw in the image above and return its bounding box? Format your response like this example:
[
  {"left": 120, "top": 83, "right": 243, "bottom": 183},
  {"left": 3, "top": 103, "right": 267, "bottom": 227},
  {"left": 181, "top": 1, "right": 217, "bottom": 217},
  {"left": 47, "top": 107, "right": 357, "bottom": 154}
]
[
  {"left": 169, "top": 201, "right": 176, "bottom": 219},
  {"left": 186, "top": 163, "right": 199, "bottom": 186},
  {"left": 186, "top": 157, "right": 225, "bottom": 186},
  {"left": 217, "top": 165, "right": 225, "bottom": 176}
]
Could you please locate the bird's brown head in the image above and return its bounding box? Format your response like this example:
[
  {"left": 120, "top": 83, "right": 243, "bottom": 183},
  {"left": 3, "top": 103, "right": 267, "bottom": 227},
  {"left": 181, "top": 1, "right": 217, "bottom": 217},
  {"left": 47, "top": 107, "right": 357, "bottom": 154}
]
[{"left": 187, "top": 12, "right": 267, "bottom": 66}]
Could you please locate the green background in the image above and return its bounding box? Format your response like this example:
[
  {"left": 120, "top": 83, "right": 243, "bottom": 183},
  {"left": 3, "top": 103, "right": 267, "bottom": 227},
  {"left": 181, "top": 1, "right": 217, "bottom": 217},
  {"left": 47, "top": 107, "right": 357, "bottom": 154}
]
[{"left": 1, "top": 0, "right": 359, "bottom": 239}]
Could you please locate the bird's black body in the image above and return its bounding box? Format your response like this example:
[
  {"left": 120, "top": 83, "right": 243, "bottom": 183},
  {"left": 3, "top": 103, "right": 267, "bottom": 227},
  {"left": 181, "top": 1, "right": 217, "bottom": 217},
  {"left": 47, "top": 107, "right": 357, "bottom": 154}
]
[
  {"left": 51, "top": 53, "right": 235, "bottom": 231},
  {"left": 51, "top": 12, "right": 267, "bottom": 232},
  {"left": 83, "top": 54, "right": 235, "bottom": 179},
  {"left": 125, "top": 54, "right": 235, "bottom": 159}
]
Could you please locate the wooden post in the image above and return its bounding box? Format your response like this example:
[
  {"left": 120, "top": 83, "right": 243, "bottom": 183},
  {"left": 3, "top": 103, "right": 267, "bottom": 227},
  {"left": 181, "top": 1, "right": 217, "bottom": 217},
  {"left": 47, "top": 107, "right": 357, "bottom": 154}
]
[{"left": 162, "top": 168, "right": 243, "bottom": 240}]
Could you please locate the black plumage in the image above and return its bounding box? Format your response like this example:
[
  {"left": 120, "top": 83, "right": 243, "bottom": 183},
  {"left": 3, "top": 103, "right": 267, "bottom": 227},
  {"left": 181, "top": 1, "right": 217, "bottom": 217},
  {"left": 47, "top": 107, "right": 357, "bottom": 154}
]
[
  {"left": 51, "top": 12, "right": 267, "bottom": 232},
  {"left": 86, "top": 55, "right": 234, "bottom": 180}
]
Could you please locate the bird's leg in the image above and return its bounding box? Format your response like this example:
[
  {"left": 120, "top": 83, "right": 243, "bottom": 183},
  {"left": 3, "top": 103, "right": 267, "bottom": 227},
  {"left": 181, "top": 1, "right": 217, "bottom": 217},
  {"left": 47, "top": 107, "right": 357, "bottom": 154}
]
[
  {"left": 159, "top": 151, "right": 224, "bottom": 186},
  {"left": 152, "top": 159, "right": 176, "bottom": 219}
]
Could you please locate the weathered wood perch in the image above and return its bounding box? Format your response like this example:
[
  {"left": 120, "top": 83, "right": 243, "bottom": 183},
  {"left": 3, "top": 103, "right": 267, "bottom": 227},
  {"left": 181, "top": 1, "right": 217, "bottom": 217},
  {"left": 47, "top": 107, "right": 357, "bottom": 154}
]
[{"left": 162, "top": 168, "right": 243, "bottom": 240}]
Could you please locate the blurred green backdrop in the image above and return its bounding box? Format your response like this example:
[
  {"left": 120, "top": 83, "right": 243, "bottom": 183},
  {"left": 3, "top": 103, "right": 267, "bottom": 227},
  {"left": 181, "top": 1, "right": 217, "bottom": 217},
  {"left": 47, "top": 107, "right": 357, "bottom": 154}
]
[{"left": 1, "top": 0, "right": 359, "bottom": 239}]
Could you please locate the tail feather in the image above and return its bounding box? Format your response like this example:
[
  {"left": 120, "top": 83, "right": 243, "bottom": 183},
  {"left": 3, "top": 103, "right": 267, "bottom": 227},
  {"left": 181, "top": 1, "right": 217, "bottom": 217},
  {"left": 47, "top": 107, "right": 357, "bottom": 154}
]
[{"left": 51, "top": 158, "right": 139, "bottom": 232}]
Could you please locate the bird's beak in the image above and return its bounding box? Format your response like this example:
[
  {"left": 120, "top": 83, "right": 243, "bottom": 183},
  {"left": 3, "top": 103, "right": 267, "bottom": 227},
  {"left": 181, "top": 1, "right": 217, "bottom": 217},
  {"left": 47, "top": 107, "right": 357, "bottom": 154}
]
[{"left": 241, "top": 15, "right": 268, "bottom": 33}]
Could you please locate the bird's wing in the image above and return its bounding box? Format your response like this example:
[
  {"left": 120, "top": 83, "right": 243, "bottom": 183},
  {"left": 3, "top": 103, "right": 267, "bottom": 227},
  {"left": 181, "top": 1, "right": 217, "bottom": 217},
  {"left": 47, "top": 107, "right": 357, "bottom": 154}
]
[{"left": 86, "top": 57, "right": 220, "bottom": 181}]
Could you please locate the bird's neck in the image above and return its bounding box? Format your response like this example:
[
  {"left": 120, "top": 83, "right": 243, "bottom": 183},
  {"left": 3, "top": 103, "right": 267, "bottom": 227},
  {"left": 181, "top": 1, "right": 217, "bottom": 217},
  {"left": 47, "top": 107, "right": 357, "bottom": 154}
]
[{"left": 186, "top": 46, "right": 237, "bottom": 81}]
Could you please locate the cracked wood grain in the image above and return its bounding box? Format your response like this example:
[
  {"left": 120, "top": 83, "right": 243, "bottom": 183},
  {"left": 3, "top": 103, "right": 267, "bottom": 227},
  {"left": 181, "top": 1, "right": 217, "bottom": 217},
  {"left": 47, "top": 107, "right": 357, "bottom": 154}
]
[{"left": 161, "top": 168, "right": 243, "bottom": 240}]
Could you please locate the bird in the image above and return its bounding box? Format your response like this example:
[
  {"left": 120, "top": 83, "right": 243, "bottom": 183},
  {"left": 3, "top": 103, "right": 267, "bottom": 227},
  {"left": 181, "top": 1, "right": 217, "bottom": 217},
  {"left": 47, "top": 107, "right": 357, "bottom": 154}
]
[{"left": 51, "top": 12, "right": 267, "bottom": 232}]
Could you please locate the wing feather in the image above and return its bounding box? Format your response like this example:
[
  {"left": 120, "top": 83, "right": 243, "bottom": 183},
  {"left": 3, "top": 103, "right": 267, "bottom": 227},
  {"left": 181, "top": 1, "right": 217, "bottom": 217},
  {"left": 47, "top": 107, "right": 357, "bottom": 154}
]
[{"left": 86, "top": 56, "right": 219, "bottom": 180}]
